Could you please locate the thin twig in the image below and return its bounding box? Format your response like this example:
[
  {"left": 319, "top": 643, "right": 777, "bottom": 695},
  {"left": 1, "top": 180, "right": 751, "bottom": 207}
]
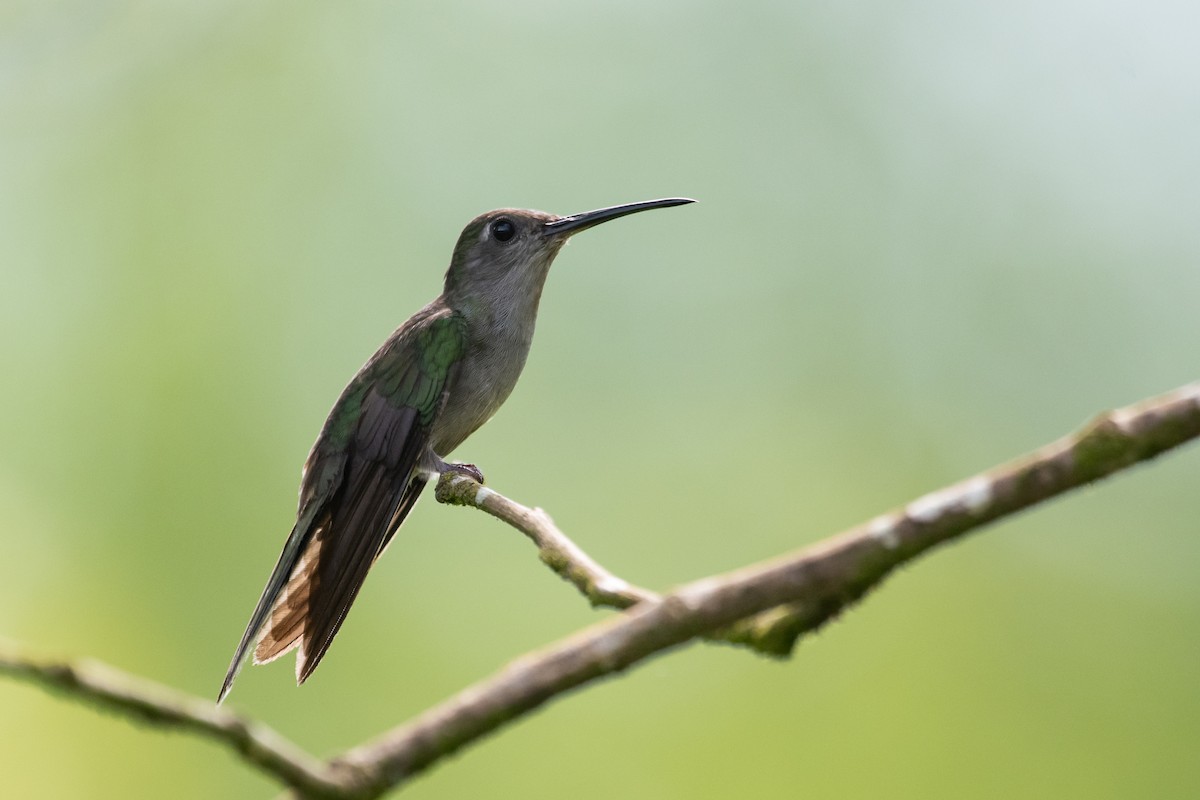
[
  {"left": 2, "top": 383, "right": 1197, "bottom": 800},
  {"left": 433, "top": 476, "right": 830, "bottom": 654},
  {"left": 433, "top": 480, "right": 656, "bottom": 608}
]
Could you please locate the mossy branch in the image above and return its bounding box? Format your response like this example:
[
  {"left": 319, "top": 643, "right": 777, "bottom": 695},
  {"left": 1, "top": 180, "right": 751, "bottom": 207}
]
[{"left": 3, "top": 382, "right": 1198, "bottom": 799}]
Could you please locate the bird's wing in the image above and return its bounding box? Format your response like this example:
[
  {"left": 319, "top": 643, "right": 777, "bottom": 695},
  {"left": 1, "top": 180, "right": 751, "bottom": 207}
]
[{"left": 218, "top": 308, "right": 466, "bottom": 701}]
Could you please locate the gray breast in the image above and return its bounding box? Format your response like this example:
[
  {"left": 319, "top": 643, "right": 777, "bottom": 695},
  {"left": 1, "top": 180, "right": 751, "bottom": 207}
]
[{"left": 429, "top": 326, "right": 534, "bottom": 456}]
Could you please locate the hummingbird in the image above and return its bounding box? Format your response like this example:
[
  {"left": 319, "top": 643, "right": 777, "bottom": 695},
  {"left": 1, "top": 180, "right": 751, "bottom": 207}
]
[{"left": 218, "top": 197, "right": 694, "bottom": 702}]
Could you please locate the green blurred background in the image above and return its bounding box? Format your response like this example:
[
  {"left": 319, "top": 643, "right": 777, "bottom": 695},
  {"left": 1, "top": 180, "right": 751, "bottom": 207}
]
[{"left": 2, "top": 2, "right": 1198, "bottom": 798}]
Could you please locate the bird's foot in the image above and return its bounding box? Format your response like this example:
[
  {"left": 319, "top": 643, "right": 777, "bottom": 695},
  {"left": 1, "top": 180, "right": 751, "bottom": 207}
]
[{"left": 444, "top": 462, "right": 486, "bottom": 484}]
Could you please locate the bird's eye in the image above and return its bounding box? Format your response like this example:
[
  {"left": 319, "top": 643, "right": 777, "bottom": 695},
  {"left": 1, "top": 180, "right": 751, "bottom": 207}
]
[{"left": 491, "top": 218, "right": 516, "bottom": 243}]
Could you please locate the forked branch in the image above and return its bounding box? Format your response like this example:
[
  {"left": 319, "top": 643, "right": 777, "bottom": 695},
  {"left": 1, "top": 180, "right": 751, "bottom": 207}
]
[{"left": 2, "top": 382, "right": 1198, "bottom": 799}]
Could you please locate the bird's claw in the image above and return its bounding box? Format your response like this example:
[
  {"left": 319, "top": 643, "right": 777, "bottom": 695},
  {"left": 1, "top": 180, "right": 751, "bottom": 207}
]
[{"left": 445, "top": 462, "right": 485, "bottom": 484}]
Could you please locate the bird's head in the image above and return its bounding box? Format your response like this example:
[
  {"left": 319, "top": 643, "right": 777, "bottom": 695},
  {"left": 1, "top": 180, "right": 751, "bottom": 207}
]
[{"left": 442, "top": 199, "right": 694, "bottom": 317}]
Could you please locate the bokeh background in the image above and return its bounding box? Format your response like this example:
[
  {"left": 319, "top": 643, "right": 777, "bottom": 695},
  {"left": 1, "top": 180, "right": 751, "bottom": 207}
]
[{"left": 2, "top": 2, "right": 1198, "bottom": 798}]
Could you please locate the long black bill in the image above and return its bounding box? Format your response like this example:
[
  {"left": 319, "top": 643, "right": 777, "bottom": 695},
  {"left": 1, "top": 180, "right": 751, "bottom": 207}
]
[{"left": 544, "top": 197, "right": 695, "bottom": 237}]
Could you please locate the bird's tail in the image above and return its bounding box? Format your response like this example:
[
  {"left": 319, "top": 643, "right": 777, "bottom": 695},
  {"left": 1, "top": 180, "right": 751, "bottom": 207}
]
[
  {"left": 218, "top": 475, "right": 430, "bottom": 702},
  {"left": 217, "top": 504, "right": 325, "bottom": 704}
]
